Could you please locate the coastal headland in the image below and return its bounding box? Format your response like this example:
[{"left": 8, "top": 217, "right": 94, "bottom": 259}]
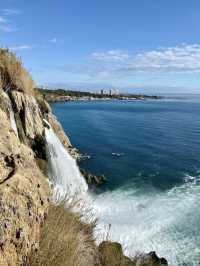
[{"left": 37, "top": 88, "right": 162, "bottom": 103}]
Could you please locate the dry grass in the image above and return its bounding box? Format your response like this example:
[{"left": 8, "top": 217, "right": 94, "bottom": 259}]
[
  {"left": 0, "top": 48, "right": 35, "bottom": 94},
  {"left": 28, "top": 200, "right": 100, "bottom": 266}
]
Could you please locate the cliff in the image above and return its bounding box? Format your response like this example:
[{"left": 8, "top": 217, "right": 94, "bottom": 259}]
[
  {"left": 0, "top": 50, "right": 167, "bottom": 266},
  {"left": 0, "top": 49, "right": 73, "bottom": 265}
]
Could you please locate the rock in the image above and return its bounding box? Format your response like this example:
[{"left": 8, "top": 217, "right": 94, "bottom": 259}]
[
  {"left": 135, "top": 251, "right": 168, "bottom": 266},
  {"left": 98, "top": 241, "right": 168, "bottom": 266},
  {"left": 80, "top": 168, "right": 106, "bottom": 186},
  {"left": 35, "top": 95, "right": 51, "bottom": 114},
  {"left": 31, "top": 134, "right": 47, "bottom": 160},
  {"left": 0, "top": 90, "right": 11, "bottom": 117},
  {"left": 0, "top": 107, "right": 49, "bottom": 266},
  {"left": 98, "top": 241, "right": 135, "bottom": 266},
  {"left": 10, "top": 91, "right": 44, "bottom": 141}
]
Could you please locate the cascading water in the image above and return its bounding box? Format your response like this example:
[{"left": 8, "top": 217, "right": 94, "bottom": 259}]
[
  {"left": 45, "top": 123, "right": 88, "bottom": 198},
  {"left": 9, "top": 107, "right": 18, "bottom": 137}
]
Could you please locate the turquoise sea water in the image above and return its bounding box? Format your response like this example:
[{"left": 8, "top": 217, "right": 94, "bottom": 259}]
[{"left": 52, "top": 96, "right": 200, "bottom": 265}]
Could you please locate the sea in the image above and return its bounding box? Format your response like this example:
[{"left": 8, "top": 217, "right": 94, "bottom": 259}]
[{"left": 51, "top": 94, "right": 200, "bottom": 266}]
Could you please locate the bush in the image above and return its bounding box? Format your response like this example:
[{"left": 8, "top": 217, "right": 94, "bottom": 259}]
[
  {"left": 28, "top": 201, "right": 100, "bottom": 266},
  {"left": 0, "top": 48, "right": 35, "bottom": 94}
]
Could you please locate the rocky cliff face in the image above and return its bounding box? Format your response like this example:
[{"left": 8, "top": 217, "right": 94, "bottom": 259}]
[{"left": 0, "top": 86, "right": 73, "bottom": 266}]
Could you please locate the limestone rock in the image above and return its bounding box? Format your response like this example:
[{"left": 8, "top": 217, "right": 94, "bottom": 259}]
[
  {"left": 0, "top": 90, "right": 11, "bottom": 117},
  {"left": 0, "top": 108, "right": 49, "bottom": 266},
  {"left": 10, "top": 90, "right": 44, "bottom": 140}
]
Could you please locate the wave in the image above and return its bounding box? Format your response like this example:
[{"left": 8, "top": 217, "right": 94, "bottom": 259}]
[{"left": 92, "top": 176, "right": 200, "bottom": 265}]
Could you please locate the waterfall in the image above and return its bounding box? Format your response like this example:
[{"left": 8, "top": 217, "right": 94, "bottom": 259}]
[
  {"left": 45, "top": 123, "right": 88, "bottom": 198},
  {"left": 9, "top": 107, "right": 18, "bottom": 137}
]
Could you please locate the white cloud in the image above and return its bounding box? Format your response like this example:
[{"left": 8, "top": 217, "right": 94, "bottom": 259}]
[
  {"left": 130, "top": 44, "right": 200, "bottom": 72},
  {"left": 0, "top": 16, "right": 8, "bottom": 23},
  {"left": 3, "top": 9, "right": 21, "bottom": 16},
  {"left": 92, "top": 50, "right": 130, "bottom": 61},
  {"left": 9, "top": 45, "right": 33, "bottom": 51},
  {"left": 91, "top": 44, "right": 200, "bottom": 74},
  {"left": 50, "top": 38, "right": 57, "bottom": 43},
  {"left": 0, "top": 9, "right": 19, "bottom": 32}
]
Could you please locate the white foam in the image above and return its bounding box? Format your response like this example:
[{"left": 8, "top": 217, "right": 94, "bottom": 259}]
[{"left": 92, "top": 177, "right": 200, "bottom": 265}]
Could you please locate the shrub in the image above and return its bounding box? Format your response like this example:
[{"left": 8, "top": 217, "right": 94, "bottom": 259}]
[
  {"left": 0, "top": 48, "right": 35, "bottom": 94},
  {"left": 28, "top": 201, "right": 100, "bottom": 266}
]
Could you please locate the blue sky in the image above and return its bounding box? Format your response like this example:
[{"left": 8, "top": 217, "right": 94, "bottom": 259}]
[{"left": 1, "top": 0, "right": 200, "bottom": 93}]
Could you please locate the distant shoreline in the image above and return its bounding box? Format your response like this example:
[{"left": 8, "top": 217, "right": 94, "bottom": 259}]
[{"left": 37, "top": 88, "right": 163, "bottom": 103}]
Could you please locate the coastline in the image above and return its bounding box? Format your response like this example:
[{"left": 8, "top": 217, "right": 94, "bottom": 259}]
[{"left": 37, "top": 88, "right": 162, "bottom": 103}]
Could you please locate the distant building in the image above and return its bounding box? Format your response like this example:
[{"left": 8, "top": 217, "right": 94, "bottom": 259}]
[
  {"left": 100, "top": 89, "right": 120, "bottom": 96},
  {"left": 100, "top": 89, "right": 107, "bottom": 95},
  {"left": 109, "top": 89, "right": 119, "bottom": 96}
]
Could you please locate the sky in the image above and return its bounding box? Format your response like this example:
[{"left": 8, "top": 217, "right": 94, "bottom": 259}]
[{"left": 1, "top": 0, "right": 200, "bottom": 93}]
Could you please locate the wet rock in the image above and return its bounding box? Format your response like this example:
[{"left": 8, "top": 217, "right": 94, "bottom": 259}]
[
  {"left": 81, "top": 168, "right": 106, "bottom": 186},
  {"left": 31, "top": 134, "right": 46, "bottom": 160},
  {"left": 134, "top": 251, "right": 168, "bottom": 266}
]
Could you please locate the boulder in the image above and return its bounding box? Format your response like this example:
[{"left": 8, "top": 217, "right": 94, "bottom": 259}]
[
  {"left": 98, "top": 241, "right": 168, "bottom": 266},
  {"left": 99, "top": 241, "right": 135, "bottom": 266}
]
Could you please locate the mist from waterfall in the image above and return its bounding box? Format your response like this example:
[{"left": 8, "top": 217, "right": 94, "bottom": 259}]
[{"left": 9, "top": 107, "right": 18, "bottom": 137}]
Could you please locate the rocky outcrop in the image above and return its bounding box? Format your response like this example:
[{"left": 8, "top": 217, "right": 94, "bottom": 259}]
[
  {"left": 98, "top": 242, "right": 168, "bottom": 266},
  {"left": 0, "top": 108, "right": 49, "bottom": 266},
  {"left": 10, "top": 91, "right": 44, "bottom": 142},
  {"left": 80, "top": 168, "right": 106, "bottom": 187}
]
